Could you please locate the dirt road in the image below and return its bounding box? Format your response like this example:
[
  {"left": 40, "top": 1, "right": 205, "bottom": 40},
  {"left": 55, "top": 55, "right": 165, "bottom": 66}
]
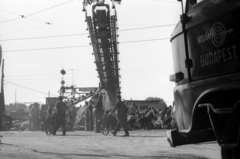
[{"left": 0, "top": 130, "right": 220, "bottom": 159}]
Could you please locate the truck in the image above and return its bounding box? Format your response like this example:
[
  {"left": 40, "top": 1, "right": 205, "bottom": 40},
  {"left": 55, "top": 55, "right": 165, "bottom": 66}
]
[{"left": 167, "top": 0, "right": 240, "bottom": 158}]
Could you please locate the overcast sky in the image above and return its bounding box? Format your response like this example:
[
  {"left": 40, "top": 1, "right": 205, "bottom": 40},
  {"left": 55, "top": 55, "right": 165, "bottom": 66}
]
[{"left": 0, "top": 0, "right": 182, "bottom": 105}]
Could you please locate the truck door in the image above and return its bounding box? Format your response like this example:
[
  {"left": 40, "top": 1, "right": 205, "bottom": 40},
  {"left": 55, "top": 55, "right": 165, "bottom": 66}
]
[{"left": 185, "top": 0, "right": 240, "bottom": 81}]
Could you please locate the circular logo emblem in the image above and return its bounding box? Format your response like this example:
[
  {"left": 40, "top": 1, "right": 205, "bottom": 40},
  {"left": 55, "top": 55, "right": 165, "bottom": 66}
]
[{"left": 210, "top": 22, "right": 226, "bottom": 47}]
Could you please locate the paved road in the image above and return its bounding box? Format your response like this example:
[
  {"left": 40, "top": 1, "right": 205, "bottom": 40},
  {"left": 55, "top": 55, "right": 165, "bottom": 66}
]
[{"left": 0, "top": 130, "right": 221, "bottom": 159}]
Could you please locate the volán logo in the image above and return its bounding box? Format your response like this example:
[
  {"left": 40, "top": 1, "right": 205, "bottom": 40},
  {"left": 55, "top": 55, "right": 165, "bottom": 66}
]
[
  {"left": 197, "top": 22, "right": 233, "bottom": 47},
  {"left": 210, "top": 22, "right": 226, "bottom": 47}
]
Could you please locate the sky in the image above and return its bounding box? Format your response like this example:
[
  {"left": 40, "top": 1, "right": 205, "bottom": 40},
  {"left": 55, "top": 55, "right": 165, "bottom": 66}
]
[{"left": 0, "top": 0, "right": 182, "bottom": 106}]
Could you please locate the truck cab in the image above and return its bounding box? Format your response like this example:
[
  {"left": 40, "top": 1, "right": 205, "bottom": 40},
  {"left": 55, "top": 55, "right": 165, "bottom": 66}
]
[{"left": 167, "top": 0, "right": 240, "bottom": 158}]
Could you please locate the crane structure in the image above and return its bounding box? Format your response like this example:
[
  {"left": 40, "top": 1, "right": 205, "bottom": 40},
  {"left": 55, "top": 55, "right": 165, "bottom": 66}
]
[{"left": 83, "top": 0, "right": 121, "bottom": 103}]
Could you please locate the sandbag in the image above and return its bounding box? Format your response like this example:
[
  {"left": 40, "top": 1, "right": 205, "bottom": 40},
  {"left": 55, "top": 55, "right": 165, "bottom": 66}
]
[{"left": 73, "top": 106, "right": 86, "bottom": 128}]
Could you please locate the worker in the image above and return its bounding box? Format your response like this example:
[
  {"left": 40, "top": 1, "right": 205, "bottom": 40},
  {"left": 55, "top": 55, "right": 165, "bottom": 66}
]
[
  {"left": 39, "top": 105, "right": 46, "bottom": 124},
  {"left": 47, "top": 104, "right": 55, "bottom": 117},
  {"left": 89, "top": 100, "right": 94, "bottom": 131},
  {"left": 28, "top": 105, "right": 33, "bottom": 130},
  {"left": 53, "top": 96, "right": 67, "bottom": 135},
  {"left": 30, "top": 104, "right": 39, "bottom": 131},
  {"left": 92, "top": 94, "right": 103, "bottom": 133},
  {"left": 128, "top": 103, "right": 137, "bottom": 115},
  {"left": 68, "top": 105, "right": 76, "bottom": 130},
  {"left": 110, "top": 95, "right": 129, "bottom": 137},
  {"left": 84, "top": 101, "right": 91, "bottom": 131}
]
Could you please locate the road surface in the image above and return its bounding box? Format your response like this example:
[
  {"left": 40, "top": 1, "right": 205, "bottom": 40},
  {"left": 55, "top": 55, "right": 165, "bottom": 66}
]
[{"left": 0, "top": 130, "right": 221, "bottom": 159}]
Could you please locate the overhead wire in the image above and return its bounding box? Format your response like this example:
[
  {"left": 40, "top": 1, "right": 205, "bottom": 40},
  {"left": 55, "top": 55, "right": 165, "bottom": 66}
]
[
  {"left": 0, "top": 9, "right": 22, "bottom": 23},
  {"left": 0, "top": 25, "right": 47, "bottom": 37},
  {"left": 5, "top": 68, "right": 96, "bottom": 74},
  {"left": 0, "top": 8, "right": 19, "bottom": 16},
  {"left": 5, "top": 68, "right": 171, "bottom": 78},
  {"left": 2, "top": 37, "right": 170, "bottom": 52},
  {"left": 4, "top": 66, "right": 172, "bottom": 77},
  {"left": 25, "top": 0, "right": 74, "bottom": 17},
  {"left": 0, "top": 33, "right": 88, "bottom": 41},
  {"left": 0, "top": 0, "right": 74, "bottom": 25},
  {"left": 3, "top": 44, "right": 90, "bottom": 52},
  {"left": 0, "top": 24, "right": 175, "bottom": 41},
  {"left": 24, "top": 17, "right": 52, "bottom": 25},
  {"left": 0, "top": 18, "right": 21, "bottom": 23},
  {"left": 119, "top": 24, "right": 176, "bottom": 32},
  {"left": 120, "top": 38, "right": 170, "bottom": 44},
  {"left": 5, "top": 80, "right": 59, "bottom": 96},
  {"left": 0, "top": 12, "right": 51, "bottom": 25}
]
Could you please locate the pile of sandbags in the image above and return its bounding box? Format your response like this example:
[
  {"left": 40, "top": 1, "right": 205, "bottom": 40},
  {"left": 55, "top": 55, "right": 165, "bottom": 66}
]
[
  {"left": 73, "top": 106, "right": 86, "bottom": 130},
  {"left": 19, "top": 121, "right": 30, "bottom": 131},
  {"left": 152, "top": 119, "right": 163, "bottom": 129}
]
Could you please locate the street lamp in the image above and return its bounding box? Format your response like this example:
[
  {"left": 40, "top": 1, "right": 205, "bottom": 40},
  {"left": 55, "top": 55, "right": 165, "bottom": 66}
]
[{"left": 60, "top": 69, "right": 66, "bottom": 96}]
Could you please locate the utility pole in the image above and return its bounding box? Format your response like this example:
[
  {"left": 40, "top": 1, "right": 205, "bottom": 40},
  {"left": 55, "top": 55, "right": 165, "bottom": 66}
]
[
  {"left": 0, "top": 59, "right": 5, "bottom": 131},
  {"left": 15, "top": 89, "right": 17, "bottom": 110},
  {"left": 69, "top": 69, "right": 76, "bottom": 86}
]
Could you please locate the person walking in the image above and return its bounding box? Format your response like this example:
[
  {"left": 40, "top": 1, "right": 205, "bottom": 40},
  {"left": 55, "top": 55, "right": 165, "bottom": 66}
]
[
  {"left": 53, "top": 96, "right": 67, "bottom": 135},
  {"left": 110, "top": 95, "right": 129, "bottom": 137}
]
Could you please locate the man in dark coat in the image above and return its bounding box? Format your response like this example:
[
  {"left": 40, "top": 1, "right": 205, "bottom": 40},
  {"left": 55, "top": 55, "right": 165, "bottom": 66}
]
[
  {"left": 84, "top": 101, "right": 91, "bottom": 131},
  {"left": 92, "top": 95, "right": 103, "bottom": 133},
  {"left": 30, "top": 104, "right": 39, "bottom": 131},
  {"left": 53, "top": 96, "right": 67, "bottom": 135},
  {"left": 41, "top": 104, "right": 56, "bottom": 131},
  {"left": 68, "top": 105, "right": 76, "bottom": 130},
  {"left": 89, "top": 100, "right": 93, "bottom": 131},
  {"left": 110, "top": 95, "right": 129, "bottom": 136},
  {"left": 39, "top": 105, "right": 46, "bottom": 124}
]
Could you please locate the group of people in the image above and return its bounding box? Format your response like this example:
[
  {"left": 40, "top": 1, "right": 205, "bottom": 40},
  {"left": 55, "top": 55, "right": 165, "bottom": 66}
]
[
  {"left": 126, "top": 103, "right": 175, "bottom": 130},
  {"left": 28, "top": 94, "right": 175, "bottom": 136},
  {"left": 84, "top": 94, "right": 129, "bottom": 136},
  {"left": 28, "top": 97, "right": 77, "bottom": 134},
  {"left": 3, "top": 94, "right": 175, "bottom": 136},
  {"left": 55, "top": 94, "right": 129, "bottom": 136},
  {"left": 83, "top": 95, "right": 103, "bottom": 133},
  {"left": 27, "top": 93, "right": 129, "bottom": 137}
]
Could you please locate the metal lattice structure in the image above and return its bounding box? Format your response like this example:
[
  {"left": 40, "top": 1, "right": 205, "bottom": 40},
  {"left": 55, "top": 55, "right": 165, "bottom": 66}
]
[
  {"left": 85, "top": 2, "right": 121, "bottom": 96},
  {"left": 82, "top": 0, "right": 121, "bottom": 7}
]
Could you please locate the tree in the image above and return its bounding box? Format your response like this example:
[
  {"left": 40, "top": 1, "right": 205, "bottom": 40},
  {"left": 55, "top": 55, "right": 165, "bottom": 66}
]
[
  {"left": 145, "top": 97, "right": 167, "bottom": 109},
  {"left": 145, "top": 97, "right": 161, "bottom": 101}
]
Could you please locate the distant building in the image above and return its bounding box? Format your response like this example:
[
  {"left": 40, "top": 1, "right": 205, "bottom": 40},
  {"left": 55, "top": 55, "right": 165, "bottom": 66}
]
[
  {"left": 5, "top": 103, "right": 28, "bottom": 114},
  {"left": 45, "top": 97, "right": 58, "bottom": 109},
  {"left": 124, "top": 100, "right": 164, "bottom": 112}
]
